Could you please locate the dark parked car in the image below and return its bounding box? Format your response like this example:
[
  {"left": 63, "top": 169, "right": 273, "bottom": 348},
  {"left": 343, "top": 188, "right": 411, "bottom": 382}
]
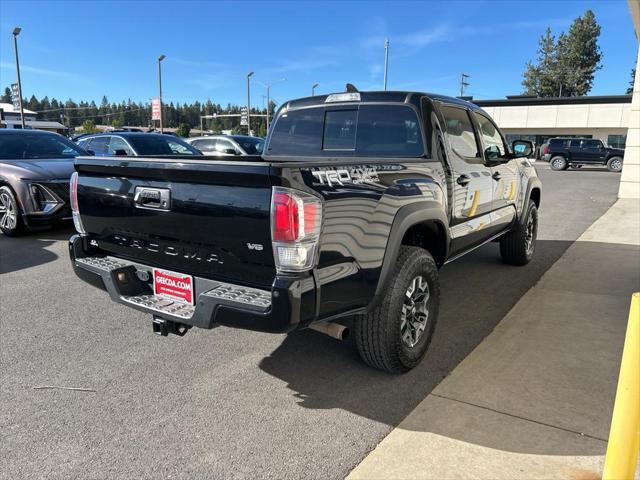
[
  {"left": 76, "top": 132, "right": 201, "bottom": 156},
  {"left": 0, "top": 129, "right": 87, "bottom": 236},
  {"left": 546, "top": 138, "right": 624, "bottom": 172},
  {"left": 69, "top": 90, "right": 541, "bottom": 373},
  {"left": 185, "top": 135, "right": 265, "bottom": 156}
]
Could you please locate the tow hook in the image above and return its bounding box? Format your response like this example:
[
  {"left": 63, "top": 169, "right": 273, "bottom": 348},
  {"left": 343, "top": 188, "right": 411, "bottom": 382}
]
[{"left": 152, "top": 317, "right": 191, "bottom": 337}]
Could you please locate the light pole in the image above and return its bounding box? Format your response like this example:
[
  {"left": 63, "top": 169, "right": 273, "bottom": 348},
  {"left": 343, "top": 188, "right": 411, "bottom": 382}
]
[
  {"left": 246, "top": 71, "right": 254, "bottom": 136},
  {"left": 255, "top": 78, "right": 285, "bottom": 134},
  {"left": 12, "top": 27, "right": 25, "bottom": 129},
  {"left": 312, "top": 83, "right": 319, "bottom": 96},
  {"left": 383, "top": 38, "right": 389, "bottom": 91},
  {"left": 459, "top": 73, "right": 470, "bottom": 97},
  {"left": 157, "top": 54, "right": 166, "bottom": 133}
]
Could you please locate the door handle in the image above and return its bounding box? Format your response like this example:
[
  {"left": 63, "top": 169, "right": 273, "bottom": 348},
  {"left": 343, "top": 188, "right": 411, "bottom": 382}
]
[
  {"left": 456, "top": 174, "right": 470, "bottom": 186},
  {"left": 492, "top": 172, "right": 502, "bottom": 181}
]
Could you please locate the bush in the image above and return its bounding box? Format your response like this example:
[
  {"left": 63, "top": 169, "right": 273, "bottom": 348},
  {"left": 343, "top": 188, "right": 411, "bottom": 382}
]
[
  {"left": 175, "top": 123, "right": 191, "bottom": 138},
  {"left": 81, "top": 119, "right": 99, "bottom": 134}
]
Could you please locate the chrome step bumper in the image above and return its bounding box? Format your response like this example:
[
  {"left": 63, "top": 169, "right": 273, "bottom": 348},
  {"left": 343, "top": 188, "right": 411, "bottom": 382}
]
[{"left": 73, "top": 255, "right": 272, "bottom": 325}]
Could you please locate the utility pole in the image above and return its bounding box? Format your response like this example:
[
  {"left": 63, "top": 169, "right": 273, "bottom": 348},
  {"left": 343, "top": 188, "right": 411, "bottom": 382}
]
[
  {"left": 312, "top": 83, "right": 319, "bottom": 96},
  {"left": 383, "top": 39, "right": 390, "bottom": 91},
  {"left": 157, "top": 54, "right": 166, "bottom": 133},
  {"left": 255, "top": 78, "right": 285, "bottom": 134},
  {"left": 247, "top": 71, "right": 254, "bottom": 136},
  {"left": 459, "top": 73, "right": 470, "bottom": 97},
  {"left": 12, "top": 27, "right": 25, "bottom": 129}
]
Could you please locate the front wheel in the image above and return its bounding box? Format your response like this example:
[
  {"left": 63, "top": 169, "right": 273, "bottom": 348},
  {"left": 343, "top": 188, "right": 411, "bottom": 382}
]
[
  {"left": 607, "top": 156, "right": 623, "bottom": 173},
  {"left": 0, "top": 186, "right": 27, "bottom": 237},
  {"left": 354, "top": 246, "right": 440, "bottom": 374},
  {"left": 500, "top": 202, "right": 538, "bottom": 266}
]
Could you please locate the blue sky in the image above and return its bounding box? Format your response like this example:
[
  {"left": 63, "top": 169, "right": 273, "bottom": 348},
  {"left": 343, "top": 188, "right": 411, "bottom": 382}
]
[{"left": 0, "top": 0, "right": 636, "bottom": 108}]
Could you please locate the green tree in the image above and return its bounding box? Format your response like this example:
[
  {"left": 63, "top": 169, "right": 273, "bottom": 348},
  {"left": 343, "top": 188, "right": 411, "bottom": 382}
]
[
  {"left": 111, "top": 118, "right": 121, "bottom": 128},
  {"left": 522, "top": 10, "right": 602, "bottom": 97},
  {"left": 80, "top": 119, "right": 99, "bottom": 133},
  {"left": 1, "top": 87, "right": 12, "bottom": 103},
  {"left": 175, "top": 122, "right": 191, "bottom": 137},
  {"left": 628, "top": 68, "right": 636, "bottom": 94}
]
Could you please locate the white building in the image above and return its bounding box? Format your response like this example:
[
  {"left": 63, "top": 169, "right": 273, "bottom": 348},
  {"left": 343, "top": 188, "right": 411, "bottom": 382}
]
[
  {"left": 0, "top": 102, "right": 67, "bottom": 134},
  {"left": 473, "top": 95, "right": 632, "bottom": 151}
]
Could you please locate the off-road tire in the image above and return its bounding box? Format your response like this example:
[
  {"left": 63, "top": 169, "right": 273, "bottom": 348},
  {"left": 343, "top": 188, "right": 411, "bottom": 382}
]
[
  {"left": 500, "top": 202, "right": 538, "bottom": 266},
  {"left": 354, "top": 246, "right": 440, "bottom": 374},
  {"left": 606, "top": 156, "right": 623, "bottom": 173},
  {"left": 550, "top": 156, "right": 568, "bottom": 171},
  {"left": 0, "top": 185, "right": 27, "bottom": 237}
]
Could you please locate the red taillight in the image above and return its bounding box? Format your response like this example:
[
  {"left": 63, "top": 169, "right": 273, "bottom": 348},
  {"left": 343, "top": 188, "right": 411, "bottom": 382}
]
[
  {"left": 70, "top": 172, "right": 79, "bottom": 213},
  {"left": 543, "top": 145, "right": 549, "bottom": 154},
  {"left": 69, "top": 172, "right": 86, "bottom": 234},
  {"left": 270, "top": 187, "right": 322, "bottom": 272},
  {"left": 273, "top": 192, "right": 299, "bottom": 241}
]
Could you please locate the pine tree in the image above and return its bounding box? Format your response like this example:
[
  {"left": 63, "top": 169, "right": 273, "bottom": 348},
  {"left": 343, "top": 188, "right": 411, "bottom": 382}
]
[
  {"left": 628, "top": 68, "right": 636, "bottom": 94},
  {"left": 522, "top": 10, "right": 602, "bottom": 97}
]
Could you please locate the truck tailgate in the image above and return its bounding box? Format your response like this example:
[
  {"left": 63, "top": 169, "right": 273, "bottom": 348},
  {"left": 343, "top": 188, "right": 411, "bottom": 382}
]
[{"left": 75, "top": 157, "right": 276, "bottom": 288}]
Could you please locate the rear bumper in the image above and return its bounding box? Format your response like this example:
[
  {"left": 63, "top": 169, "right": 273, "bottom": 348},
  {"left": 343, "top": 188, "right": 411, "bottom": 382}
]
[{"left": 69, "top": 235, "right": 315, "bottom": 333}]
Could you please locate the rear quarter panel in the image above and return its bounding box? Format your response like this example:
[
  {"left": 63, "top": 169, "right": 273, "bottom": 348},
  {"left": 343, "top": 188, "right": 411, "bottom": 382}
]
[{"left": 270, "top": 158, "right": 448, "bottom": 319}]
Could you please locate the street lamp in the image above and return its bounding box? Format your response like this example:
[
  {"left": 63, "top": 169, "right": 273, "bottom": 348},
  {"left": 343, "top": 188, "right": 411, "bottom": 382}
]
[
  {"left": 383, "top": 38, "right": 389, "bottom": 91},
  {"left": 246, "top": 71, "right": 254, "bottom": 136},
  {"left": 12, "top": 27, "right": 25, "bottom": 129},
  {"left": 312, "top": 83, "right": 319, "bottom": 96},
  {"left": 157, "top": 54, "right": 166, "bottom": 133},
  {"left": 255, "top": 78, "right": 285, "bottom": 134}
]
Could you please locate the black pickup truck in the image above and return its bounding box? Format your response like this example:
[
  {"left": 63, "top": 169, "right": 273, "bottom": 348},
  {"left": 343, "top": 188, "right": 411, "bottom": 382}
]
[
  {"left": 69, "top": 91, "right": 541, "bottom": 373},
  {"left": 546, "top": 137, "right": 624, "bottom": 172}
]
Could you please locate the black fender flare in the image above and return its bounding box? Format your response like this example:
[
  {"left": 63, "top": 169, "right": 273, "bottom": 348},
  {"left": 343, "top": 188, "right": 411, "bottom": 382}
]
[
  {"left": 520, "top": 177, "right": 542, "bottom": 224},
  {"left": 372, "top": 201, "right": 449, "bottom": 301}
]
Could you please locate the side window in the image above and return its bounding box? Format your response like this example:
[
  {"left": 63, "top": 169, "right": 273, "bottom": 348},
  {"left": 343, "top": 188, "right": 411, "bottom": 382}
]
[
  {"left": 166, "top": 139, "right": 193, "bottom": 154},
  {"left": 583, "top": 139, "right": 602, "bottom": 149},
  {"left": 473, "top": 113, "right": 506, "bottom": 159},
  {"left": 108, "top": 137, "right": 133, "bottom": 155},
  {"left": 440, "top": 106, "right": 479, "bottom": 159},
  {"left": 88, "top": 137, "right": 109, "bottom": 155},
  {"left": 215, "top": 139, "right": 238, "bottom": 154},
  {"left": 192, "top": 138, "right": 216, "bottom": 152},
  {"left": 569, "top": 139, "right": 581, "bottom": 148}
]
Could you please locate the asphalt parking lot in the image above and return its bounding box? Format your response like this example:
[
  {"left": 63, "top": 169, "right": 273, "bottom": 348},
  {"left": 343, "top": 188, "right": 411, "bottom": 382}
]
[{"left": 0, "top": 164, "right": 622, "bottom": 480}]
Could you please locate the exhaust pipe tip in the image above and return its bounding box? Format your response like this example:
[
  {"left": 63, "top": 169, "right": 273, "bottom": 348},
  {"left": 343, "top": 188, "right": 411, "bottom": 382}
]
[{"left": 309, "top": 321, "right": 349, "bottom": 341}]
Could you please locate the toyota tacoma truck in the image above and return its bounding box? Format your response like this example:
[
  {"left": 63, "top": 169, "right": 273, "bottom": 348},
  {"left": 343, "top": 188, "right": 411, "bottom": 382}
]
[{"left": 69, "top": 90, "right": 541, "bottom": 373}]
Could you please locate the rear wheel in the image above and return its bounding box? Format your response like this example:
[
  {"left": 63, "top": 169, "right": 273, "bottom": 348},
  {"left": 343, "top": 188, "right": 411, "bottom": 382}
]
[
  {"left": 550, "top": 156, "right": 568, "bottom": 171},
  {"left": 499, "top": 202, "right": 538, "bottom": 266},
  {"left": 0, "top": 186, "right": 27, "bottom": 237},
  {"left": 354, "top": 246, "right": 440, "bottom": 374},
  {"left": 607, "top": 156, "right": 623, "bottom": 173}
]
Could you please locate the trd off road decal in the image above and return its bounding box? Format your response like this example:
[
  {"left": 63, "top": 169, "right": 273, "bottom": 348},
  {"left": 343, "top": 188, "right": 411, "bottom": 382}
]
[{"left": 309, "top": 166, "right": 380, "bottom": 187}]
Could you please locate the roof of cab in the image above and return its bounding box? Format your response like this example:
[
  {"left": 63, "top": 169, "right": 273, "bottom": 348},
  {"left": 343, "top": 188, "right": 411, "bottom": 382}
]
[{"left": 284, "top": 91, "right": 481, "bottom": 111}]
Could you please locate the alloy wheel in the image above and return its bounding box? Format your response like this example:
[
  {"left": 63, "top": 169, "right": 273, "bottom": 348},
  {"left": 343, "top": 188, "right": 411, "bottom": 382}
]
[
  {"left": 525, "top": 211, "right": 536, "bottom": 255},
  {"left": 400, "top": 276, "right": 430, "bottom": 348},
  {"left": 0, "top": 192, "right": 17, "bottom": 231}
]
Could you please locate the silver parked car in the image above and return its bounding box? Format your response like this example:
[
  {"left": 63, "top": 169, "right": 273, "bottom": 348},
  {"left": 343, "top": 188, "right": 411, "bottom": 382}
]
[{"left": 185, "top": 135, "right": 265, "bottom": 156}]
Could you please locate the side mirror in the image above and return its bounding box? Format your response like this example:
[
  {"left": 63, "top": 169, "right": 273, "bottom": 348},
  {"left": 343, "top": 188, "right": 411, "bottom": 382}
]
[
  {"left": 113, "top": 149, "right": 128, "bottom": 156},
  {"left": 224, "top": 148, "right": 238, "bottom": 155},
  {"left": 512, "top": 140, "right": 533, "bottom": 158},
  {"left": 86, "top": 149, "right": 96, "bottom": 156}
]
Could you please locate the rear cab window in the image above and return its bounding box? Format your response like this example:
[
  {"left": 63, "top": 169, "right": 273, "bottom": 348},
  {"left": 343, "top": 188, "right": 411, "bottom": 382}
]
[{"left": 267, "top": 104, "right": 425, "bottom": 157}]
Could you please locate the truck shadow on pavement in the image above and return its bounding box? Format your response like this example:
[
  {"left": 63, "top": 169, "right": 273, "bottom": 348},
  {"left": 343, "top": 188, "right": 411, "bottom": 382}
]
[
  {"left": 259, "top": 238, "right": 599, "bottom": 455},
  {"left": 0, "top": 226, "right": 74, "bottom": 274}
]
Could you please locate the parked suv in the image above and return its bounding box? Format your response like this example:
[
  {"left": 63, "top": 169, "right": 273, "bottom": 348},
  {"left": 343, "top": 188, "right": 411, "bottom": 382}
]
[
  {"left": 546, "top": 138, "right": 624, "bottom": 172},
  {"left": 69, "top": 90, "right": 541, "bottom": 373}
]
